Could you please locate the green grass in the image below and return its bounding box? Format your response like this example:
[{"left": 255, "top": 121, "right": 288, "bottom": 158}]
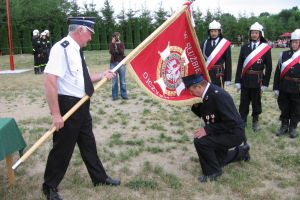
[{"left": 1, "top": 48, "right": 300, "bottom": 200}]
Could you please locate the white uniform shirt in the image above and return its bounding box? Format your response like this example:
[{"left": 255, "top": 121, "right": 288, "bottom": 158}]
[
  {"left": 44, "top": 35, "right": 86, "bottom": 98},
  {"left": 211, "top": 37, "right": 220, "bottom": 47}
]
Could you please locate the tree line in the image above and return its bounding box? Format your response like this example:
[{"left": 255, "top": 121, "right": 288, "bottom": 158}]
[{"left": 0, "top": 0, "right": 299, "bottom": 55}]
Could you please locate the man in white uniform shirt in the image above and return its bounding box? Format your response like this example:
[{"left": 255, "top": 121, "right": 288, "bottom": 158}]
[{"left": 43, "top": 17, "right": 120, "bottom": 200}]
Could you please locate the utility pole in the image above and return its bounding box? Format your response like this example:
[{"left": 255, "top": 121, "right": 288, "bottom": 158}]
[{"left": 6, "top": 0, "right": 15, "bottom": 70}]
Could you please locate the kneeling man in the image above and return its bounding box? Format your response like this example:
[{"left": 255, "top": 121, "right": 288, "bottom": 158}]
[{"left": 182, "top": 74, "right": 250, "bottom": 182}]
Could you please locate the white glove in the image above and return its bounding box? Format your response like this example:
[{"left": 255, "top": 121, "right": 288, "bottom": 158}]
[
  {"left": 224, "top": 81, "right": 231, "bottom": 86},
  {"left": 261, "top": 85, "right": 267, "bottom": 92},
  {"left": 274, "top": 90, "right": 279, "bottom": 97},
  {"left": 235, "top": 83, "right": 241, "bottom": 92}
]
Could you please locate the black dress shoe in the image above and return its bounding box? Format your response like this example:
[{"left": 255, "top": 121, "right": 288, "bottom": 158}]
[
  {"left": 42, "top": 184, "right": 63, "bottom": 200},
  {"left": 198, "top": 171, "right": 222, "bottom": 183},
  {"left": 289, "top": 128, "right": 298, "bottom": 138},
  {"left": 252, "top": 121, "right": 260, "bottom": 132},
  {"left": 49, "top": 188, "right": 63, "bottom": 200},
  {"left": 276, "top": 125, "right": 288, "bottom": 136},
  {"left": 95, "top": 176, "right": 121, "bottom": 186},
  {"left": 242, "top": 143, "right": 251, "bottom": 162}
]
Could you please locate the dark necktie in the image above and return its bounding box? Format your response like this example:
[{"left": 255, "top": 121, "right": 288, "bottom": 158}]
[
  {"left": 80, "top": 49, "right": 94, "bottom": 97},
  {"left": 252, "top": 43, "right": 256, "bottom": 51},
  {"left": 213, "top": 40, "right": 216, "bottom": 48}
]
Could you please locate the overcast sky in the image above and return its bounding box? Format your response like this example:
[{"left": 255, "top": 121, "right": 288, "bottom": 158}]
[{"left": 77, "top": 0, "right": 300, "bottom": 17}]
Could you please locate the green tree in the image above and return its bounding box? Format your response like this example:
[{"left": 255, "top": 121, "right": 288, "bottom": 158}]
[
  {"left": 126, "top": 19, "right": 133, "bottom": 49},
  {"left": 22, "top": 27, "right": 32, "bottom": 53},
  {"left": 101, "top": 0, "right": 115, "bottom": 43},
  {"left": 11, "top": 23, "right": 22, "bottom": 54},
  {"left": 91, "top": 21, "right": 100, "bottom": 50},
  {"left": 1, "top": 25, "right": 9, "bottom": 55},
  {"left": 220, "top": 13, "right": 237, "bottom": 42},
  {"left": 140, "top": 6, "right": 152, "bottom": 41},
  {"left": 153, "top": 2, "right": 168, "bottom": 28},
  {"left": 193, "top": 8, "right": 206, "bottom": 42},
  {"left": 99, "top": 22, "right": 108, "bottom": 50},
  {"left": 69, "top": 0, "right": 81, "bottom": 16},
  {"left": 116, "top": 8, "right": 126, "bottom": 42},
  {"left": 133, "top": 18, "right": 141, "bottom": 47},
  {"left": 52, "top": 23, "right": 62, "bottom": 44}
]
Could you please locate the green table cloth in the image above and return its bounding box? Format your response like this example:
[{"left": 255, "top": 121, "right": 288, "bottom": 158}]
[{"left": 0, "top": 118, "right": 26, "bottom": 161}]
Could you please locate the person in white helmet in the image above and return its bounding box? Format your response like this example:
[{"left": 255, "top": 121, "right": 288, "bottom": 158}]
[
  {"left": 273, "top": 29, "right": 300, "bottom": 138},
  {"left": 201, "top": 20, "right": 232, "bottom": 88},
  {"left": 40, "top": 32, "right": 48, "bottom": 73},
  {"left": 235, "top": 22, "right": 272, "bottom": 132},
  {"left": 43, "top": 29, "right": 52, "bottom": 61},
  {"left": 32, "top": 29, "right": 43, "bottom": 74}
]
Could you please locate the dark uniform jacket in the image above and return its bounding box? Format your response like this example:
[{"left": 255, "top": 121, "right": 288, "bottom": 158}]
[
  {"left": 201, "top": 37, "right": 232, "bottom": 84},
  {"left": 235, "top": 42, "right": 272, "bottom": 88},
  {"left": 191, "top": 84, "right": 245, "bottom": 137},
  {"left": 32, "top": 36, "right": 42, "bottom": 56},
  {"left": 109, "top": 42, "right": 125, "bottom": 63},
  {"left": 273, "top": 50, "right": 300, "bottom": 94}
]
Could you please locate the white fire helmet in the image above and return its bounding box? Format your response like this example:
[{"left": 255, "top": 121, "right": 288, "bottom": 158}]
[
  {"left": 44, "top": 30, "right": 50, "bottom": 35},
  {"left": 33, "top": 29, "right": 39, "bottom": 36},
  {"left": 250, "top": 22, "right": 264, "bottom": 37},
  {"left": 209, "top": 20, "right": 221, "bottom": 30},
  {"left": 291, "top": 29, "right": 300, "bottom": 40}
]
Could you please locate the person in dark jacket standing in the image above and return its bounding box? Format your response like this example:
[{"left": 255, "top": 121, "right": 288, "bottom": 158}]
[
  {"left": 182, "top": 74, "right": 250, "bottom": 183},
  {"left": 201, "top": 20, "right": 232, "bottom": 88},
  {"left": 235, "top": 22, "right": 272, "bottom": 131},
  {"left": 109, "top": 32, "right": 128, "bottom": 100},
  {"left": 40, "top": 32, "right": 48, "bottom": 73},
  {"left": 273, "top": 29, "right": 300, "bottom": 138},
  {"left": 32, "top": 29, "right": 42, "bottom": 74}
]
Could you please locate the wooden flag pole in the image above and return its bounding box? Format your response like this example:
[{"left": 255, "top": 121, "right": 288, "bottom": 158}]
[{"left": 13, "top": 3, "right": 195, "bottom": 170}]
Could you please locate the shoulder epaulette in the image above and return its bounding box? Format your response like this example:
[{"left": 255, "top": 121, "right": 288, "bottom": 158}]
[{"left": 60, "top": 40, "right": 69, "bottom": 48}]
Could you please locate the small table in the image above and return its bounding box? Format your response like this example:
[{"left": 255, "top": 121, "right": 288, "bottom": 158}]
[{"left": 0, "top": 118, "right": 26, "bottom": 187}]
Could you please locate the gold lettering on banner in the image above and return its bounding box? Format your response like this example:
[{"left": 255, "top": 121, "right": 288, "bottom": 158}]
[{"left": 186, "top": 42, "right": 201, "bottom": 73}]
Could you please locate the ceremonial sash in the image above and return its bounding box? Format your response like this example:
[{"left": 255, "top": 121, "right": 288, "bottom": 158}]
[
  {"left": 280, "top": 50, "right": 300, "bottom": 79},
  {"left": 241, "top": 43, "right": 271, "bottom": 77},
  {"left": 206, "top": 38, "right": 231, "bottom": 70}
]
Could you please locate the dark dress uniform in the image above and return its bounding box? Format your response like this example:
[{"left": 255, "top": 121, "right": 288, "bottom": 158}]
[
  {"left": 32, "top": 36, "right": 42, "bottom": 74},
  {"left": 235, "top": 42, "right": 272, "bottom": 125},
  {"left": 40, "top": 37, "right": 48, "bottom": 72},
  {"left": 273, "top": 50, "right": 300, "bottom": 138},
  {"left": 191, "top": 84, "right": 249, "bottom": 178},
  {"left": 201, "top": 37, "right": 232, "bottom": 87}
]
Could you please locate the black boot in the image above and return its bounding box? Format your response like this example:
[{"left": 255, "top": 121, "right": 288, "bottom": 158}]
[
  {"left": 242, "top": 143, "right": 251, "bottom": 162},
  {"left": 252, "top": 121, "right": 259, "bottom": 132},
  {"left": 252, "top": 116, "right": 259, "bottom": 132},
  {"left": 42, "top": 183, "right": 63, "bottom": 200},
  {"left": 289, "top": 128, "right": 298, "bottom": 138},
  {"left": 276, "top": 125, "right": 289, "bottom": 136}
]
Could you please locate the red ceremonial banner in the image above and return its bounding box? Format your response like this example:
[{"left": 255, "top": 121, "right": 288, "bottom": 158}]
[{"left": 126, "top": 4, "right": 209, "bottom": 106}]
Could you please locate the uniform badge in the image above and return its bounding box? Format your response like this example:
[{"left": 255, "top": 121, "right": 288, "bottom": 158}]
[
  {"left": 257, "top": 58, "right": 263, "bottom": 64},
  {"left": 214, "top": 90, "right": 219, "bottom": 93},
  {"left": 154, "top": 42, "right": 189, "bottom": 96}
]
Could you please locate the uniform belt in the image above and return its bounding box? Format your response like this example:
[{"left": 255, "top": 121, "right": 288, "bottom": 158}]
[
  {"left": 58, "top": 94, "right": 81, "bottom": 101},
  {"left": 211, "top": 65, "right": 223, "bottom": 69},
  {"left": 246, "top": 70, "right": 263, "bottom": 75},
  {"left": 284, "top": 76, "right": 300, "bottom": 82}
]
